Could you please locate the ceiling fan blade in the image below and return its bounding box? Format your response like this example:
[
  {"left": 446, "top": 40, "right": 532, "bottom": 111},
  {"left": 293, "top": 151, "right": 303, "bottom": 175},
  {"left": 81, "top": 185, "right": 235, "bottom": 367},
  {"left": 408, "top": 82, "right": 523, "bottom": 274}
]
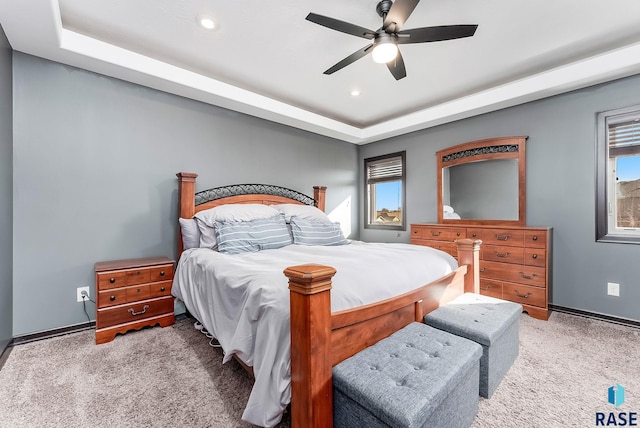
[
  {"left": 397, "top": 25, "right": 478, "bottom": 44},
  {"left": 383, "top": 0, "right": 420, "bottom": 33},
  {"left": 324, "top": 44, "right": 373, "bottom": 75},
  {"left": 386, "top": 49, "right": 407, "bottom": 80},
  {"left": 306, "top": 13, "right": 376, "bottom": 39}
]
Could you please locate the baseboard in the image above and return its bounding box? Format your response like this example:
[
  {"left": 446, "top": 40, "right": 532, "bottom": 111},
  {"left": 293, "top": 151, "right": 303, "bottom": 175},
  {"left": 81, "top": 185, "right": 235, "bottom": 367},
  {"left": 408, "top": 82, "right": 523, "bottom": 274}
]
[
  {"left": 11, "top": 321, "right": 96, "bottom": 346},
  {"left": 550, "top": 304, "right": 640, "bottom": 329}
]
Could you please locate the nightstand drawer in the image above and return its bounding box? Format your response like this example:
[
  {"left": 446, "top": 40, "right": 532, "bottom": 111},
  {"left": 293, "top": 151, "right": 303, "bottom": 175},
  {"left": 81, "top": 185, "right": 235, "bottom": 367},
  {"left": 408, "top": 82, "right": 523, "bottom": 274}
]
[
  {"left": 96, "top": 297, "right": 173, "bottom": 329},
  {"left": 150, "top": 280, "right": 172, "bottom": 298},
  {"left": 126, "top": 284, "right": 151, "bottom": 301},
  {"left": 98, "top": 288, "right": 127, "bottom": 308},
  {"left": 97, "top": 267, "right": 151, "bottom": 290},
  {"left": 150, "top": 264, "right": 174, "bottom": 283}
]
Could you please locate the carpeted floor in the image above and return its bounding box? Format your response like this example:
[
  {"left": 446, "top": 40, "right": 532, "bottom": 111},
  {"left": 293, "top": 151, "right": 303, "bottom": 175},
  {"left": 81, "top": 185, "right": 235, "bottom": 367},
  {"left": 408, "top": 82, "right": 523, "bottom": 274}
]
[{"left": 0, "top": 311, "right": 638, "bottom": 428}]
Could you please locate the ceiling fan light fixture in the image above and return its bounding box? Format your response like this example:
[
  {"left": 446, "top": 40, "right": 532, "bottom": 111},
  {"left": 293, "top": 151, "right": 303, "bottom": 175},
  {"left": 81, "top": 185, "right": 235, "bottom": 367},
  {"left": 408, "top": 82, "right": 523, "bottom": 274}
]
[{"left": 372, "top": 36, "right": 398, "bottom": 64}]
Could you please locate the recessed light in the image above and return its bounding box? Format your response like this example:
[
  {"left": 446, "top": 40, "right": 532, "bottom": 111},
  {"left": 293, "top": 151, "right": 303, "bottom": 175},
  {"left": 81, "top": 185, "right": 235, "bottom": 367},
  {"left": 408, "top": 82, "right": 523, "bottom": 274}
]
[
  {"left": 198, "top": 15, "right": 216, "bottom": 30},
  {"left": 350, "top": 90, "right": 361, "bottom": 97}
]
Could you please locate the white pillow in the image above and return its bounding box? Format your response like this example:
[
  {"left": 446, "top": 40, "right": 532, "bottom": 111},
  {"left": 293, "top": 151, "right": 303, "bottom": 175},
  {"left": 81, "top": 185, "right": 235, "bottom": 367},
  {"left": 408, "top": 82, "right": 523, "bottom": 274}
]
[
  {"left": 179, "top": 218, "right": 201, "bottom": 250},
  {"left": 194, "top": 204, "right": 281, "bottom": 226},
  {"left": 272, "top": 203, "right": 331, "bottom": 223}
]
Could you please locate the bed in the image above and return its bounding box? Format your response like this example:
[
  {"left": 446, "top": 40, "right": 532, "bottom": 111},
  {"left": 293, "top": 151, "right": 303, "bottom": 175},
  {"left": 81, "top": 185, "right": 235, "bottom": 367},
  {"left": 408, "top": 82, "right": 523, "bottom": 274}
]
[{"left": 173, "top": 172, "right": 481, "bottom": 428}]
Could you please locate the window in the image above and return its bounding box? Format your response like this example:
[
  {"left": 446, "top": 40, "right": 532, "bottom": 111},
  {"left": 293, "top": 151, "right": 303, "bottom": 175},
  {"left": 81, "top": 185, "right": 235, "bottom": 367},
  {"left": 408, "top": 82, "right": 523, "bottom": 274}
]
[
  {"left": 596, "top": 106, "right": 640, "bottom": 243},
  {"left": 364, "top": 151, "right": 406, "bottom": 230}
]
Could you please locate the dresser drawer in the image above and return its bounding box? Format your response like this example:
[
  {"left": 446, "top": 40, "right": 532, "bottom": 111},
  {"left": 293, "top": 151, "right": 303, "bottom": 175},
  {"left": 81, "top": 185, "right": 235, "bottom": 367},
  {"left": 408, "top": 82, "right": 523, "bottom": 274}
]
[
  {"left": 479, "top": 279, "right": 503, "bottom": 299},
  {"left": 524, "top": 248, "right": 546, "bottom": 267},
  {"left": 419, "top": 240, "right": 458, "bottom": 257},
  {"left": 480, "top": 261, "right": 546, "bottom": 288},
  {"left": 468, "top": 228, "right": 524, "bottom": 247},
  {"left": 525, "top": 230, "right": 547, "bottom": 249},
  {"left": 97, "top": 267, "right": 151, "bottom": 290},
  {"left": 96, "top": 297, "right": 174, "bottom": 329},
  {"left": 411, "top": 226, "right": 466, "bottom": 241},
  {"left": 503, "top": 282, "right": 546, "bottom": 308},
  {"left": 481, "top": 245, "right": 524, "bottom": 264}
]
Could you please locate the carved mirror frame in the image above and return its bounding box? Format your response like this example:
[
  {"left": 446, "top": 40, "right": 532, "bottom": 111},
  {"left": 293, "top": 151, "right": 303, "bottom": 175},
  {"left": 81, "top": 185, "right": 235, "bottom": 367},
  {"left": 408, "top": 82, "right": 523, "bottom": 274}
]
[{"left": 437, "top": 136, "right": 527, "bottom": 226}]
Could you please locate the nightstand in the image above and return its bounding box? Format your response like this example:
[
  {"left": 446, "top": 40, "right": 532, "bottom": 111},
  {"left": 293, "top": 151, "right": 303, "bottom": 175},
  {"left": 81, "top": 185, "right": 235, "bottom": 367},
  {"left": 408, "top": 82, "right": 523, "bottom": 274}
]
[{"left": 94, "top": 256, "right": 175, "bottom": 344}]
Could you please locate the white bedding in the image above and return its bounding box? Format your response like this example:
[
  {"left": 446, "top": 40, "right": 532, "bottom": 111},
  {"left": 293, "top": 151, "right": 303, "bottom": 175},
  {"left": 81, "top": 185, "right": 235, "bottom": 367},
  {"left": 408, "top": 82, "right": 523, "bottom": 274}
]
[{"left": 172, "top": 240, "right": 457, "bottom": 427}]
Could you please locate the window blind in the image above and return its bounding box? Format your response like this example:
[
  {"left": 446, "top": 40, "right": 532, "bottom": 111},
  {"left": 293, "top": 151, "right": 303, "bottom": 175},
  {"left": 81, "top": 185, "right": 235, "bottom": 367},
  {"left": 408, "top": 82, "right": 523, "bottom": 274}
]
[
  {"left": 609, "top": 118, "right": 640, "bottom": 157},
  {"left": 366, "top": 156, "right": 403, "bottom": 184}
]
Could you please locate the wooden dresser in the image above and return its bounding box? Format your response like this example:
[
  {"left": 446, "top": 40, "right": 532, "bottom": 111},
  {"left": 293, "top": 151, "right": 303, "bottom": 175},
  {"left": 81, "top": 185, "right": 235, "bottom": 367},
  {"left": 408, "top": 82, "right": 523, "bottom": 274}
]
[
  {"left": 411, "top": 224, "right": 552, "bottom": 320},
  {"left": 94, "top": 256, "right": 175, "bottom": 344}
]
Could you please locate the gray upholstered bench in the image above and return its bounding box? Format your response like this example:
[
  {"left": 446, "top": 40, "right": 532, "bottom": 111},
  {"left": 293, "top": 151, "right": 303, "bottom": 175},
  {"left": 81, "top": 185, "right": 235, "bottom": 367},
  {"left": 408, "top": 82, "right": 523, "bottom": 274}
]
[
  {"left": 333, "top": 322, "right": 482, "bottom": 428},
  {"left": 424, "top": 293, "right": 522, "bottom": 398}
]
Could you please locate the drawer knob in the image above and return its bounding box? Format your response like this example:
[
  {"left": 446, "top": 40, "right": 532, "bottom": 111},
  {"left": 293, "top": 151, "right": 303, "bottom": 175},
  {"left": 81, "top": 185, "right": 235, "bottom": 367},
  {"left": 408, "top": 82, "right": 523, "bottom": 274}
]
[
  {"left": 128, "top": 305, "right": 149, "bottom": 316},
  {"left": 136, "top": 288, "right": 141, "bottom": 293},
  {"left": 532, "top": 254, "right": 538, "bottom": 259},
  {"left": 109, "top": 277, "right": 115, "bottom": 284},
  {"left": 110, "top": 295, "right": 116, "bottom": 301},
  {"left": 456, "top": 232, "right": 460, "bottom": 236},
  {"left": 472, "top": 233, "right": 477, "bottom": 237},
  {"left": 160, "top": 287, "right": 166, "bottom": 292},
  {"left": 495, "top": 251, "right": 510, "bottom": 258},
  {"left": 532, "top": 236, "right": 538, "bottom": 241},
  {"left": 160, "top": 271, "right": 165, "bottom": 276},
  {"left": 519, "top": 272, "right": 537, "bottom": 280},
  {"left": 514, "top": 290, "right": 532, "bottom": 298}
]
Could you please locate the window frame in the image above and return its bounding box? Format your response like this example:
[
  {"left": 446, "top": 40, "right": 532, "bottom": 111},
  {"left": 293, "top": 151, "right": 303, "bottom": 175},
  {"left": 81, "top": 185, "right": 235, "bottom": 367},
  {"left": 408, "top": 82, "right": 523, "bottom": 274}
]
[
  {"left": 364, "top": 151, "right": 406, "bottom": 231},
  {"left": 596, "top": 105, "right": 640, "bottom": 244}
]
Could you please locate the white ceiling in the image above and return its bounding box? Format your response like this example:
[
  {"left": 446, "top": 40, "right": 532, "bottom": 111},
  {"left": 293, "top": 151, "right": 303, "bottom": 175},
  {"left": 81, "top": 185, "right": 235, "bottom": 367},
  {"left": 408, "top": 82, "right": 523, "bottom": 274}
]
[{"left": 2, "top": 0, "right": 640, "bottom": 144}]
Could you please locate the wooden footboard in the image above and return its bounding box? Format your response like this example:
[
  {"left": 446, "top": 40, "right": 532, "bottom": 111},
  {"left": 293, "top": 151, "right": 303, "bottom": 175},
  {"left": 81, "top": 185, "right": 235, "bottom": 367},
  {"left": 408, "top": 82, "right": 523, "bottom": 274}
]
[{"left": 285, "top": 238, "right": 481, "bottom": 428}]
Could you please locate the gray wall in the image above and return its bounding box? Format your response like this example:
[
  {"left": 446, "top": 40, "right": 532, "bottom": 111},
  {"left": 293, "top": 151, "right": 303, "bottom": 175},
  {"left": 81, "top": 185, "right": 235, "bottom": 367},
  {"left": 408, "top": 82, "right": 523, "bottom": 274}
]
[
  {"left": 0, "top": 25, "right": 12, "bottom": 353},
  {"left": 359, "top": 74, "right": 640, "bottom": 322},
  {"left": 12, "top": 53, "right": 358, "bottom": 336}
]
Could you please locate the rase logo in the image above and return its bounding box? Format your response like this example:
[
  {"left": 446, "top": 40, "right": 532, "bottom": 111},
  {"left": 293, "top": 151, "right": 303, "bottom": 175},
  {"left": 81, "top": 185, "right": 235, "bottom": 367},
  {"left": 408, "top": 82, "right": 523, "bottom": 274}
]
[{"left": 596, "top": 384, "right": 637, "bottom": 426}]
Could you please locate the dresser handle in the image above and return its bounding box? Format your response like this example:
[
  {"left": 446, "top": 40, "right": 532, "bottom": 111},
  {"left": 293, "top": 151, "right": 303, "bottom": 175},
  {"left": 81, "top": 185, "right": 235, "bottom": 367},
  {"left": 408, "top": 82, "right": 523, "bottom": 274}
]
[
  {"left": 532, "top": 254, "right": 538, "bottom": 259},
  {"left": 532, "top": 236, "right": 538, "bottom": 241},
  {"left": 160, "top": 287, "right": 166, "bottom": 292},
  {"left": 109, "top": 277, "right": 115, "bottom": 284},
  {"left": 496, "top": 234, "right": 511, "bottom": 241},
  {"left": 128, "top": 305, "right": 149, "bottom": 316},
  {"left": 160, "top": 271, "right": 165, "bottom": 276},
  {"left": 431, "top": 231, "right": 441, "bottom": 237},
  {"left": 480, "top": 284, "right": 493, "bottom": 290},
  {"left": 495, "top": 251, "right": 510, "bottom": 258},
  {"left": 110, "top": 295, "right": 116, "bottom": 301},
  {"left": 519, "top": 272, "right": 537, "bottom": 280},
  {"left": 480, "top": 267, "right": 486, "bottom": 272},
  {"left": 514, "top": 290, "right": 531, "bottom": 298}
]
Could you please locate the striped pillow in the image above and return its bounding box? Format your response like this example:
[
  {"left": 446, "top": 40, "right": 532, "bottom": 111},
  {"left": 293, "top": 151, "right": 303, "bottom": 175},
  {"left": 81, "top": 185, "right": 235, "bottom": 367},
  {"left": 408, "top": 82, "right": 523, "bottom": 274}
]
[
  {"left": 290, "top": 216, "right": 349, "bottom": 246},
  {"left": 214, "top": 214, "right": 293, "bottom": 254}
]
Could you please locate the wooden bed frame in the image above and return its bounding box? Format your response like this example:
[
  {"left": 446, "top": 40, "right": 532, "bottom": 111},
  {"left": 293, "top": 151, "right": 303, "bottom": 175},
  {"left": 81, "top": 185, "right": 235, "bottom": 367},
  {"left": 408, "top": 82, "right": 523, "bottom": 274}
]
[{"left": 176, "top": 172, "right": 481, "bottom": 428}]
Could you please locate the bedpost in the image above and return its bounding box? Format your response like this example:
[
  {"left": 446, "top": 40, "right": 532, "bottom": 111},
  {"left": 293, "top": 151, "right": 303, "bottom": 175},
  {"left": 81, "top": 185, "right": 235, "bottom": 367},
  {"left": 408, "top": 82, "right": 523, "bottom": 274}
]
[
  {"left": 313, "top": 186, "right": 327, "bottom": 212},
  {"left": 285, "top": 264, "right": 336, "bottom": 428},
  {"left": 176, "top": 172, "right": 198, "bottom": 255},
  {"left": 456, "top": 239, "right": 482, "bottom": 294}
]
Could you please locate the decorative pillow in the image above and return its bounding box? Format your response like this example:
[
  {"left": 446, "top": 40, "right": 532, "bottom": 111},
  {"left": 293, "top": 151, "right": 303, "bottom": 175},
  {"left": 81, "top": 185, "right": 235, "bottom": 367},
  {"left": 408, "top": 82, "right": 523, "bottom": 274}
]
[
  {"left": 179, "top": 218, "right": 201, "bottom": 250},
  {"left": 194, "top": 204, "right": 281, "bottom": 250},
  {"left": 290, "top": 216, "right": 349, "bottom": 246},
  {"left": 215, "top": 214, "right": 293, "bottom": 255},
  {"left": 272, "top": 203, "right": 331, "bottom": 223}
]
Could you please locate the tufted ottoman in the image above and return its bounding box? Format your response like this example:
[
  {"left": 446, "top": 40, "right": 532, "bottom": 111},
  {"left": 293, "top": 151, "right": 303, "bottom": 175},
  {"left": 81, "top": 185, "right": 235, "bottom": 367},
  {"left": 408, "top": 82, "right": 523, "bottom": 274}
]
[
  {"left": 333, "top": 322, "right": 482, "bottom": 428},
  {"left": 424, "top": 293, "right": 522, "bottom": 398}
]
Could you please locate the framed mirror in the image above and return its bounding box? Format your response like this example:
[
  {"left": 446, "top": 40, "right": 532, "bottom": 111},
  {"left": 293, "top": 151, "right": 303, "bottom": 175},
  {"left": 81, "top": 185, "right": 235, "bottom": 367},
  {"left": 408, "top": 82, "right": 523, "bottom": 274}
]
[{"left": 437, "top": 136, "right": 527, "bottom": 226}]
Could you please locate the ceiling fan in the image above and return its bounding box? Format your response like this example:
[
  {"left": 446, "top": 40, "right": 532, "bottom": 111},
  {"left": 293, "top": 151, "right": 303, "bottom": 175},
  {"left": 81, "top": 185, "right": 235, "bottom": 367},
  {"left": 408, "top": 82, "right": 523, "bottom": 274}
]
[{"left": 306, "top": 0, "right": 478, "bottom": 80}]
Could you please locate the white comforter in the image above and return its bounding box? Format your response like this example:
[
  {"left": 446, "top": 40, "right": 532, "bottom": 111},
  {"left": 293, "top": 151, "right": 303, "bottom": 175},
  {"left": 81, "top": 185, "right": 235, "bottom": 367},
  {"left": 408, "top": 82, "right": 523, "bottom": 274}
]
[{"left": 172, "top": 241, "right": 457, "bottom": 427}]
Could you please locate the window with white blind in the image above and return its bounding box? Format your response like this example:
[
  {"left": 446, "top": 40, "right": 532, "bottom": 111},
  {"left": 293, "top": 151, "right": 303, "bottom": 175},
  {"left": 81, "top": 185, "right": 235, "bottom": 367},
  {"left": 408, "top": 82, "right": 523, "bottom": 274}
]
[
  {"left": 364, "top": 151, "right": 406, "bottom": 230},
  {"left": 596, "top": 106, "right": 640, "bottom": 243}
]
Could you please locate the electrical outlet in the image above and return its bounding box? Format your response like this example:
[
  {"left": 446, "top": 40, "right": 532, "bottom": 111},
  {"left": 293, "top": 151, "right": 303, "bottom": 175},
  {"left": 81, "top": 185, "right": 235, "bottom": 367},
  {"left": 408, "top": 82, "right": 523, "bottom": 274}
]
[
  {"left": 607, "top": 282, "right": 620, "bottom": 297},
  {"left": 77, "top": 286, "right": 90, "bottom": 302}
]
